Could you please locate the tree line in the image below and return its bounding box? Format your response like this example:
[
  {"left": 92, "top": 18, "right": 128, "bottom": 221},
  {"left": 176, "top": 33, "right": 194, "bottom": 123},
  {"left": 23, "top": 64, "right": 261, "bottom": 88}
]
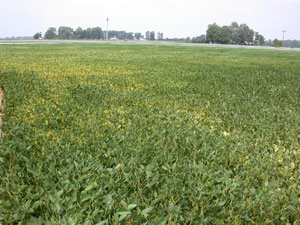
[
  {"left": 282, "top": 40, "right": 300, "bottom": 48},
  {"left": 35, "top": 26, "right": 163, "bottom": 40},
  {"left": 187, "top": 22, "right": 265, "bottom": 45},
  {"left": 265, "top": 39, "right": 300, "bottom": 48},
  {"left": 34, "top": 24, "right": 300, "bottom": 48}
]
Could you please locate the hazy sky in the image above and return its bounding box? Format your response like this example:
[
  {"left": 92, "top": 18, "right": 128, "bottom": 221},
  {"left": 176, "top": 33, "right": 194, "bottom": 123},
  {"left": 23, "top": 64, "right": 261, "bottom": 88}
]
[{"left": 1, "top": 0, "right": 300, "bottom": 40}]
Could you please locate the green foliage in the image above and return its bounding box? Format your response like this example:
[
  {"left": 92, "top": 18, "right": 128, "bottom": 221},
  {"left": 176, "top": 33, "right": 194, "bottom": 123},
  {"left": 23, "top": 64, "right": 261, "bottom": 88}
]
[
  {"left": 230, "top": 21, "right": 239, "bottom": 44},
  {"left": 90, "top": 27, "right": 103, "bottom": 40},
  {"left": 157, "top": 32, "right": 163, "bottom": 40},
  {"left": 271, "top": 39, "right": 283, "bottom": 47},
  {"left": 145, "top": 31, "right": 150, "bottom": 40},
  {"left": 73, "top": 27, "right": 85, "bottom": 39},
  {"left": 206, "top": 23, "right": 220, "bottom": 43},
  {"left": 236, "top": 24, "right": 254, "bottom": 45},
  {"left": 144, "top": 31, "right": 157, "bottom": 40},
  {"left": 44, "top": 27, "right": 57, "bottom": 39},
  {"left": 185, "top": 35, "right": 206, "bottom": 43},
  {"left": 254, "top": 32, "right": 265, "bottom": 46},
  {"left": 126, "top": 32, "right": 134, "bottom": 40},
  {"left": 44, "top": 26, "right": 103, "bottom": 40},
  {"left": 216, "top": 26, "right": 232, "bottom": 44},
  {"left": 0, "top": 44, "right": 300, "bottom": 224},
  {"left": 134, "top": 32, "right": 142, "bottom": 40},
  {"left": 206, "top": 22, "right": 257, "bottom": 45},
  {"left": 108, "top": 30, "right": 126, "bottom": 40},
  {"left": 150, "top": 31, "right": 155, "bottom": 40},
  {"left": 283, "top": 39, "right": 300, "bottom": 48},
  {"left": 33, "top": 32, "right": 42, "bottom": 40},
  {"left": 58, "top": 26, "right": 73, "bottom": 39}
]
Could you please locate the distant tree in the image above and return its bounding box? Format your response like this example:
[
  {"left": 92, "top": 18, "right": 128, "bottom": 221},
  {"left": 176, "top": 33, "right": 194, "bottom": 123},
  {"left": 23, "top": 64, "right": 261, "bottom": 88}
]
[
  {"left": 108, "top": 30, "right": 117, "bottom": 39},
  {"left": 91, "top": 28, "right": 97, "bottom": 39},
  {"left": 44, "top": 26, "right": 168, "bottom": 42},
  {"left": 126, "top": 32, "right": 134, "bottom": 40},
  {"left": 145, "top": 31, "right": 150, "bottom": 40},
  {"left": 284, "top": 40, "right": 300, "bottom": 48},
  {"left": 291, "top": 40, "right": 300, "bottom": 47},
  {"left": 107, "top": 30, "right": 127, "bottom": 40},
  {"left": 150, "top": 31, "right": 155, "bottom": 40},
  {"left": 82, "top": 29, "right": 87, "bottom": 39},
  {"left": 44, "top": 27, "right": 57, "bottom": 39},
  {"left": 197, "top": 34, "right": 206, "bottom": 42},
  {"left": 254, "top": 32, "right": 265, "bottom": 45},
  {"left": 271, "top": 39, "right": 283, "bottom": 47},
  {"left": 157, "top": 32, "right": 163, "bottom": 40},
  {"left": 73, "top": 27, "right": 85, "bottom": 39},
  {"left": 33, "top": 33, "right": 38, "bottom": 39},
  {"left": 134, "top": 32, "right": 142, "bottom": 40},
  {"left": 229, "top": 22, "right": 239, "bottom": 44},
  {"left": 33, "top": 32, "right": 42, "bottom": 39},
  {"left": 91, "top": 27, "right": 103, "bottom": 39},
  {"left": 58, "top": 26, "right": 73, "bottom": 39},
  {"left": 117, "top": 31, "right": 127, "bottom": 40},
  {"left": 206, "top": 23, "right": 220, "bottom": 43},
  {"left": 86, "top": 28, "right": 92, "bottom": 39},
  {"left": 165, "top": 37, "right": 186, "bottom": 42},
  {"left": 191, "top": 38, "right": 200, "bottom": 43},
  {"left": 246, "top": 27, "right": 255, "bottom": 45},
  {"left": 264, "top": 39, "right": 272, "bottom": 46},
  {"left": 236, "top": 24, "right": 254, "bottom": 45},
  {"left": 188, "top": 35, "right": 206, "bottom": 43},
  {"left": 205, "top": 22, "right": 262, "bottom": 45},
  {"left": 216, "top": 26, "right": 232, "bottom": 44}
]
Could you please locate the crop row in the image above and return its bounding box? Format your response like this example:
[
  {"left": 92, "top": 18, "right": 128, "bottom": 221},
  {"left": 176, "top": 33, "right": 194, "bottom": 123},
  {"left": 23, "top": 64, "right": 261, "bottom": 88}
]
[{"left": 0, "top": 44, "right": 299, "bottom": 224}]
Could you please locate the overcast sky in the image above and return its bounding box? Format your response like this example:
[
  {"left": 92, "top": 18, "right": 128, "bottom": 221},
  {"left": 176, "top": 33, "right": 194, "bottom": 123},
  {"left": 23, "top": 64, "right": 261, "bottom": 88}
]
[{"left": 1, "top": 0, "right": 300, "bottom": 40}]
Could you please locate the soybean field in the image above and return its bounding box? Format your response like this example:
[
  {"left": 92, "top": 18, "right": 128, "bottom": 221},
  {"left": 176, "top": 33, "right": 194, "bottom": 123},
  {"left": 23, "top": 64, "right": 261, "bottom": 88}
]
[{"left": 0, "top": 44, "right": 299, "bottom": 224}]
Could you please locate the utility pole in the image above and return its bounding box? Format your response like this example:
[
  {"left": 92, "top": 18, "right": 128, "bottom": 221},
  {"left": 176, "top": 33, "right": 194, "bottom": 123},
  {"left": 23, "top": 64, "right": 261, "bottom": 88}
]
[
  {"left": 106, "top": 18, "right": 109, "bottom": 41},
  {"left": 282, "top": 30, "right": 286, "bottom": 47}
]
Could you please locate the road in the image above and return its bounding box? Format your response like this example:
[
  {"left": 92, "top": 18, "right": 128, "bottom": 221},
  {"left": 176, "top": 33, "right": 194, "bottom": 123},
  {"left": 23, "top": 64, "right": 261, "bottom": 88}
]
[{"left": 0, "top": 39, "right": 299, "bottom": 51}]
